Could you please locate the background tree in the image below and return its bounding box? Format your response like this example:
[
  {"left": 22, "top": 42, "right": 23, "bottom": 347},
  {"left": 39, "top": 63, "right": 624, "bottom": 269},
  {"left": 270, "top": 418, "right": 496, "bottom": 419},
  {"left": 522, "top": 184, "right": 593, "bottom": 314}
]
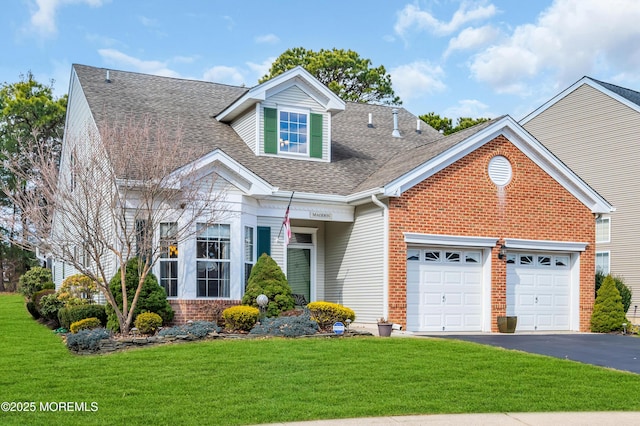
[
  {"left": 260, "top": 47, "right": 401, "bottom": 105},
  {"left": 1, "top": 114, "right": 227, "bottom": 333},
  {"left": 0, "top": 73, "right": 67, "bottom": 290},
  {"left": 419, "top": 112, "right": 490, "bottom": 135}
]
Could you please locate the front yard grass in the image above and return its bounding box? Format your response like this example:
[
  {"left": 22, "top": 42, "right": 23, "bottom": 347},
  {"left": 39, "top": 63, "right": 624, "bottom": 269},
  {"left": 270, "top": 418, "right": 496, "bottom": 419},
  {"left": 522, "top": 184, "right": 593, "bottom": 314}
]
[{"left": 1, "top": 293, "right": 639, "bottom": 425}]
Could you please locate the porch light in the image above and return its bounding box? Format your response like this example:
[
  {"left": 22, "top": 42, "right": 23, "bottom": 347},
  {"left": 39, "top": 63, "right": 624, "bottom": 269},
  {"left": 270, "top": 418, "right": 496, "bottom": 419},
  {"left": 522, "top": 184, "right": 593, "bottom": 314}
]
[{"left": 498, "top": 244, "right": 507, "bottom": 260}]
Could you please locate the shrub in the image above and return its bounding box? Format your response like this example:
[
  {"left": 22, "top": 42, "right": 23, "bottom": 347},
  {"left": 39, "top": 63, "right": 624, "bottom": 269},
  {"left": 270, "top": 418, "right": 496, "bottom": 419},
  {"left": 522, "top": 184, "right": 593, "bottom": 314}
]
[
  {"left": 591, "top": 275, "right": 628, "bottom": 332},
  {"left": 58, "top": 304, "right": 107, "bottom": 329},
  {"left": 242, "top": 254, "right": 294, "bottom": 317},
  {"left": 222, "top": 305, "right": 260, "bottom": 332},
  {"left": 26, "top": 301, "right": 41, "bottom": 319},
  {"left": 38, "top": 293, "right": 65, "bottom": 326},
  {"left": 134, "top": 312, "right": 163, "bottom": 334},
  {"left": 596, "top": 272, "right": 632, "bottom": 313},
  {"left": 66, "top": 328, "right": 110, "bottom": 352},
  {"left": 250, "top": 311, "right": 319, "bottom": 337},
  {"left": 58, "top": 274, "right": 99, "bottom": 306},
  {"left": 158, "top": 321, "right": 220, "bottom": 338},
  {"left": 105, "top": 258, "right": 174, "bottom": 332},
  {"left": 33, "top": 288, "right": 55, "bottom": 306},
  {"left": 70, "top": 317, "right": 102, "bottom": 334},
  {"left": 18, "top": 267, "right": 54, "bottom": 300},
  {"left": 307, "top": 301, "right": 356, "bottom": 331}
]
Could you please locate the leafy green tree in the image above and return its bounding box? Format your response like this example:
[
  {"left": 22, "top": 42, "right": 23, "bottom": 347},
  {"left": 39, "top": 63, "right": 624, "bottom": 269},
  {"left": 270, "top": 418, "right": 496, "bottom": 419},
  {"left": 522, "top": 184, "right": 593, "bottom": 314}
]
[
  {"left": 242, "top": 253, "right": 294, "bottom": 317},
  {"left": 591, "top": 275, "right": 628, "bottom": 332},
  {"left": 17, "top": 266, "right": 54, "bottom": 300},
  {"left": 0, "top": 73, "right": 67, "bottom": 288},
  {"left": 595, "top": 272, "right": 632, "bottom": 313},
  {"left": 260, "top": 47, "right": 401, "bottom": 105},
  {"left": 419, "top": 112, "right": 490, "bottom": 135}
]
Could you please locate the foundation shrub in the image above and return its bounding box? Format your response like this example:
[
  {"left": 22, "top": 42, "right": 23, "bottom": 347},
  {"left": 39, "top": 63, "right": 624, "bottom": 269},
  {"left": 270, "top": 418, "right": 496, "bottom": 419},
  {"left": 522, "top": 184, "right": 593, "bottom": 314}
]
[
  {"left": 66, "top": 328, "right": 110, "bottom": 352},
  {"left": 58, "top": 304, "right": 107, "bottom": 329},
  {"left": 38, "top": 293, "right": 65, "bottom": 326},
  {"left": 158, "top": 321, "right": 220, "bottom": 338},
  {"left": 18, "top": 267, "right": 54, "bottom": 300},
  {"left": 26, "top": 301, "right": 41, "bottom": 319},
  {"left": 596, "top": 272, "right": 632, "bottom": 313},
  {"left": 70, "top": 317, "right": 102, "bottom": 334},
  {"left": 58, "top": 274, "right": 99, "bottom": 306},
  {"left": 134, "top": 312, "right": 163, "bottom": 334},
  {"left": 307, "top": 301, "right": 356, "bottom": 331},
  {"left": 242, "top": 253, "right": 294, "bottom": 317},
  {"left": 222, "top": 305, "right": 260, "bottom": 332},
  {"left": 591, "top": 275, "right": 628, "bottom": 332},
  {"left": 250, "top": 311, "right": 319, "bottom": 337}
]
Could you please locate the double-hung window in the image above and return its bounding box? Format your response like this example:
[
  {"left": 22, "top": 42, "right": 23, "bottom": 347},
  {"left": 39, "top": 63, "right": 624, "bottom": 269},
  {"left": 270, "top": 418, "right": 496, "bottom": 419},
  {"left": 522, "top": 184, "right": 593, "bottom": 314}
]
[
  {"left": 244, "top": 226, "right": 254, "bottom": 289},
  {"left": 596, "top": 252, "right": 610, "bottom": 274},
  {"left": 196, "top": 223, "right": 230, "bottom": 298},
  {"left": 279, "top": 109, "right": 308, "bottom": 154},
  {"left": 595, "top": 217, "right": 610, "bottom": 243},
  {"left": 159, "top": 222, "right": 178, "bottom": 297}
]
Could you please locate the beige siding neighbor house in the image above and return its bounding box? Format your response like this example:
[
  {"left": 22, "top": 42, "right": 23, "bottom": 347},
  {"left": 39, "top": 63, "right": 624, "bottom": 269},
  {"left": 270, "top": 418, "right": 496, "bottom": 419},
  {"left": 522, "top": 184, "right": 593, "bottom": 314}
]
[{"left": 521, "top": 77, "right": 640, "bottom": 317}]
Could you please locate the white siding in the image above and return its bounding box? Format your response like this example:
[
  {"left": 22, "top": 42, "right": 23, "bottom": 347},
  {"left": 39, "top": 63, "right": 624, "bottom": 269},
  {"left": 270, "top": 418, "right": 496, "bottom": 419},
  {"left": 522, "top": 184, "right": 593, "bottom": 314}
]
[
  {"left": 524, "top": 83, "right": 640, "bottom": 310},
  {"left": 325, "top": 203, "right": 385, "bottom": 323},
  {"left": 231, "top": 107, "right": 257, "bottom": 153},
  {"left": 256, "top": 216, "right": 286, "bottom": 272}
]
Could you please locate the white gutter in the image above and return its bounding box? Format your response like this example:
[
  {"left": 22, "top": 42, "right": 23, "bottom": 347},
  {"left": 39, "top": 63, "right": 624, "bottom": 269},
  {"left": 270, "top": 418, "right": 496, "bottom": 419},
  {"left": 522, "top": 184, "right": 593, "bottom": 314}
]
[{"left": 371, "top": 194, "right": 389, "bottom": 321}]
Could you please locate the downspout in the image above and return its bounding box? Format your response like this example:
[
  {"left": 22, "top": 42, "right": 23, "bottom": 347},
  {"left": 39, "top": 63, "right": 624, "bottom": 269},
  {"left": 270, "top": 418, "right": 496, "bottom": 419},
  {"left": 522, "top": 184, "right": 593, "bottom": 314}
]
[{"left": 371, "top": 194, "right": 389, "bottom": 321}]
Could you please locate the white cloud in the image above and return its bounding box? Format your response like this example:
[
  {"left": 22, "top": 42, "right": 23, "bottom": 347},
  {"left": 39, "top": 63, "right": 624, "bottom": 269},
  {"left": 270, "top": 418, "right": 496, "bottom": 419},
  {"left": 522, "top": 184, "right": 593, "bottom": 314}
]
[
  {"left": 390, "top": 61, "right": 446, "bottom": 102},
  {"left": 469, "top": 0, "right": 640, "bottom": 94},
  {"left": 444, "top": 25, "right": 501, "bottom": 57},
  {"left": 139, "top": 16, "right": 159, "bottom": 27},
  {"left": 98, "top": 48, "right": 180, "bottom": 78},
  {"left": 395, "top": 1, "right": 497, "bottom": 38},
  {"left": 27, "top": 0, "right": 108, "bottom": 38},
  {"left": 222, "top": 15, "right": 235, "bottom": 31},
  {"left": 443, "top": 99, "right": 495, "bottom": 119},
  {"left": 255, "top": 34, "right": 279, "bottom": 44},
  {"left": 246, "top": 57, "right": 277, "bottom": 83},
  {"left": 202, "top": 66, "right": 245, "bottom": 86}
]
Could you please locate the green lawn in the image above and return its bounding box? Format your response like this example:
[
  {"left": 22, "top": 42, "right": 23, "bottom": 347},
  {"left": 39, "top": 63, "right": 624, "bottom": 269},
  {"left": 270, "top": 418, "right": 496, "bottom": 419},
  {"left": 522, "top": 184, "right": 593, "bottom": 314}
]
[{"left": 1, "top": 293, "right": 639, "bottom": 425}]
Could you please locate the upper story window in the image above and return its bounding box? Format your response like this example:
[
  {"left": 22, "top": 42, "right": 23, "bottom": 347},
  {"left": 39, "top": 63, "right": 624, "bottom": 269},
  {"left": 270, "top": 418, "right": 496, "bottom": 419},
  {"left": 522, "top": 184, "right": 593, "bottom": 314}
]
[
  {"left": 264, "top": 107, "right": 323, "bottom": 159},
  {"left": 279, "top": 110, "right": 307, "bottom": 154},
  {"left": 596, "top": 217, "right": 610, "bottom": 243}
]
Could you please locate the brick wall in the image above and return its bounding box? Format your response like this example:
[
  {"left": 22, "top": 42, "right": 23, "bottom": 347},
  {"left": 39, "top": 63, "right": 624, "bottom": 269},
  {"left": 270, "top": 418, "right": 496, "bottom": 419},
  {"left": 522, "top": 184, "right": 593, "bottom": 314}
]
[
  {"left": 168, "top": 299, "right": 241, "bottom": 325},
  {"left": 388, "top": 135, "right": 595, "bottom": 331}
]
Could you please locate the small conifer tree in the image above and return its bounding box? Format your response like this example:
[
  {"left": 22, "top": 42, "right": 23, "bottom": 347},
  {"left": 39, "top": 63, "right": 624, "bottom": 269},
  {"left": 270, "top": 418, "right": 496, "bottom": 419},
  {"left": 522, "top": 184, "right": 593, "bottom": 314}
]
[
  {"left": 242, "top": 254, "right": 294, "bottom": 317},
  {"left": 591, "top": 275, "right": 628, "bottom": 332}
]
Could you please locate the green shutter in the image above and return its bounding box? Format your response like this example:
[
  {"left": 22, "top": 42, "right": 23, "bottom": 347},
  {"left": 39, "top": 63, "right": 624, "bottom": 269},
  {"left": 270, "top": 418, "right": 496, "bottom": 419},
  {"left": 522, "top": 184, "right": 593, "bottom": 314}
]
[
  {"left": 257, "top": 226, "right": 271, "bottom": 257},
  {"left": 264, "top": 107, "right": 277, "bottom": 154},
  {"left": 310, "top": 113, "right": 323, "bottom": 158}
]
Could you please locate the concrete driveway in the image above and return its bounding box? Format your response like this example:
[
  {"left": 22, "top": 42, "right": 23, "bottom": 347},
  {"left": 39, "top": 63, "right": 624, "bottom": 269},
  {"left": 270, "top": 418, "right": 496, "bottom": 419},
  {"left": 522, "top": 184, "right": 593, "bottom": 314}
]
[{"left": 429, "top": 334, "right": 640, "bottom": 374}]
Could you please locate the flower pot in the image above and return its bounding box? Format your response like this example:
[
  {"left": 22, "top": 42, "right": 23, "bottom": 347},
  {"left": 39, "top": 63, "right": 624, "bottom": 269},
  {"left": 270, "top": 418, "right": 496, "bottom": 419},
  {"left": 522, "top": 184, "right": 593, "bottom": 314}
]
[
  {"left": 377, "top": 323, "right": 393, "bottom": 337},
  {"left": 497, "top": 316, "right": 517, "bottom": 333}
]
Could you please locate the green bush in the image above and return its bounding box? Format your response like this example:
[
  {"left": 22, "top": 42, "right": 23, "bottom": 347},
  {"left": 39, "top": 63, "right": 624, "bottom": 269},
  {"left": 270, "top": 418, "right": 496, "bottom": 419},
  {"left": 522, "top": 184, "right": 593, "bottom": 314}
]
[
  {"left": 33, "top": 288, "right": 55, "bottom": 306},
  {"left": 58, "top": 274, "right": 99, "bottom": 306},
  {"left": 134, "top": 312, "right": 163, "bottom": 334},
  {"left": 66, "top": 328, "right": 110, "bottom": 352},
  {"left": 250, "top": 311, "right": 319, "bottom": 337},
  {"left": 18, "top": 267, "right": 54, "bottom": 300},
  {"left": 105, "top": 258, "right": 174, "bottom": 332},
  {"left": 222, "top": 305, "right": 260, "bottom": 332},
  {"left": 58, "top": 304, "right": 107, "bottom": 329},
  {"left": 242, "top": 254, "right": 294, "bottom": 317},
  {"left": 38, "top": 293, "right": 65, "bottom": 325},
  {"left": 307, "top": 301, "right": 356, "bottom": 331},
  {"left": 596, "top": 272, "right": 632, "bottom": 313},
  {"left": 591, "top": 275, "right": 628, "bottom": 332},
  {"left": 26, "top": 301, "right": 41, "bottom": 319},
  {"left": 70, "top": 317, "right": 102, "bottom": 334}
]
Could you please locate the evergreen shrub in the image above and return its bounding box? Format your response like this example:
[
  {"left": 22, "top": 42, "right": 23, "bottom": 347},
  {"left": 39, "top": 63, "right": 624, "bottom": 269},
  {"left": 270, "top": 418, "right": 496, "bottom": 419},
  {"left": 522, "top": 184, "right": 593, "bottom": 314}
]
[
  {"left": 591, "top": 275, "right": 628, "bottom": 332},
  {"left": 58, "top": 304, "right": 107, "bottom": 329},
  {"left": 70, "top": 317, "right": 102, "bottom": 334},
  {"left": 249, "top": 311, "right": 319, "bottom": 337},
  {"left": 26, "top": 301, "right": 41, "bottom": 319},
  {"left": 596, "top": 272, "right": 632, "bottom": 313},
  {"left": 307, "top": 301, "right": 356, "bottom": 331},
  {"left": 58, "top": 274, "right": 99, "bottom": 306},
  {"left": 134, "top": 312, "right": 163, "bottom": 334},
  {"left": 38, "top": 293, "right": 65, "bottom": 325},
  {"left": 18, "top": 267, "right": 54, "bottom": 300},
  {"left": 105, "top": 258, "right": 174, "bottom": 332},
  {"left": 242, "top": 254, "right": 294, "bottom": 317},
  {"left": 222, "top": 305, "right": 260, "bottom": 332},
  {"left": 66, "top": 328, "right": 110, "bottom": 352}
]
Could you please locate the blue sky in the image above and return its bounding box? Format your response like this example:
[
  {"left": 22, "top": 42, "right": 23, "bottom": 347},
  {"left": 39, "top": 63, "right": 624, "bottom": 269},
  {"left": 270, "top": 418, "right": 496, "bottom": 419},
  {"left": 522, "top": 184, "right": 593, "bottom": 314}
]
[{"left": 2, "top": 0, "right": 640, "bottom": 120}]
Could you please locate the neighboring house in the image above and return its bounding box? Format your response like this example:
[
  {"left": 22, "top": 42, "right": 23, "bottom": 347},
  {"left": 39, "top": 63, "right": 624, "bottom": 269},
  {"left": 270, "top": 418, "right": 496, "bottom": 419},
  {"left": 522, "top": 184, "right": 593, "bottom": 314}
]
[
  {"left": 53, "top": 64, "right": 612, "bottom": 332},
  {"left": 521, "top": 77, "right": 639, "bottom": 315}
]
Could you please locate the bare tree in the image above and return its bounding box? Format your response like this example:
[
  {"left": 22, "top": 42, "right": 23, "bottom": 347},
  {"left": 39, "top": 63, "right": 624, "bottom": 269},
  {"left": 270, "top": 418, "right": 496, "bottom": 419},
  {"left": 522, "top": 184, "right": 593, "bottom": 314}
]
[{"left": 1, "top": 114, "right": 227, "bottom": 333}]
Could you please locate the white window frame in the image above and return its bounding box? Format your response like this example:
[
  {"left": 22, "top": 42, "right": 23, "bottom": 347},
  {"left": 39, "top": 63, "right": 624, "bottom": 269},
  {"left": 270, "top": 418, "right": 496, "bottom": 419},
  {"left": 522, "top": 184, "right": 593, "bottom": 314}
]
[
  {"left": 159, "top": 222, "right": 178, "bottom": 298},
  {"left": 196, "top": 223, "right": 231, "bottom": 299},
  {"left": 595, "top": 251, "right": 610, "bottom": 274},
  {"left": 595, "top": 217, "right": 610, "bottom": 243},
  {"left": 277, "top": 106, "right": 310, "bottom": 157},
  {"left": 244, "top": 226, "right": 255, "bottom": 289}
]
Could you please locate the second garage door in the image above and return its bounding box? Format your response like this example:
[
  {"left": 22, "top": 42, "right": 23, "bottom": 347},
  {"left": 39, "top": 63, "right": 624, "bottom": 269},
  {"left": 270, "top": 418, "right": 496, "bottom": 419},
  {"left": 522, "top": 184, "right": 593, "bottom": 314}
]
[{"left": 506, "top": 252, "right": 571, "bottom": 331}]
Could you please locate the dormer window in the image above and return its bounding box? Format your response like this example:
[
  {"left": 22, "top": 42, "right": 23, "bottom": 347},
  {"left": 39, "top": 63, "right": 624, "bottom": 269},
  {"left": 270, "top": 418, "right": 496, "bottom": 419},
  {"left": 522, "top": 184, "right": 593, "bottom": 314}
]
[{"left": 264, "top": 107, "right": 323, "bottom": 159}]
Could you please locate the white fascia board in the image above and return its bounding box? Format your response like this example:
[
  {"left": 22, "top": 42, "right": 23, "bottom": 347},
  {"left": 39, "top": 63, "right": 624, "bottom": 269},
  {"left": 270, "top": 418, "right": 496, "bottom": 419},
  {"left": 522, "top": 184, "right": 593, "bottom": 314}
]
[
  {"left": 520, "top": 77, "right": 640, "bottom": 124},
  {"left": 216, "top": 66, "right": 345, "bottom": 122},
  {"left": 404, "top": 233, "right": 499, "bottom": 248},
  {"left": 504, "top": 238, "right": 588, "bottom": 252},
  {"left": 258, "top": 194, "right": 354, "bottom": 222}
]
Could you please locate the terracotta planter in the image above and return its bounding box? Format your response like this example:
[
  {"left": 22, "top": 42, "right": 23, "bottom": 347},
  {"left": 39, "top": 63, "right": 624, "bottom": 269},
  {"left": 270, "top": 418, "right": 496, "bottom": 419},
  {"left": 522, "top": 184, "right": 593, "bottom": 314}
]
[
  {"left": 377, "top": 323, "right": 393, "bottom": 337},
  {"left": 497, "top": 316, "right": 517, "bottom": 333}
]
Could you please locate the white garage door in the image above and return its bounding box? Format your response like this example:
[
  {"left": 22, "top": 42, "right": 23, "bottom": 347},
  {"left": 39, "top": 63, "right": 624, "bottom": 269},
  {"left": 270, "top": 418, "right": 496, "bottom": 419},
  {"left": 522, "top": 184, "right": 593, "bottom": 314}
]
[
  {"left": 506, "top": 253, "right": 571, "bottom": 331},
  {"left": 407, "top": 248, "right": 483, "bottom": 332}
]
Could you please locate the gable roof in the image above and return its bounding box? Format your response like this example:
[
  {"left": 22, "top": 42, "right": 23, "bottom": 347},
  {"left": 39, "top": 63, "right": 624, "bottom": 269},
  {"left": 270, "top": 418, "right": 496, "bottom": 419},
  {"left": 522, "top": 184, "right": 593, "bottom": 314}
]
[{"left": 520, "top": 76, "right": 640, "bottom": 125}]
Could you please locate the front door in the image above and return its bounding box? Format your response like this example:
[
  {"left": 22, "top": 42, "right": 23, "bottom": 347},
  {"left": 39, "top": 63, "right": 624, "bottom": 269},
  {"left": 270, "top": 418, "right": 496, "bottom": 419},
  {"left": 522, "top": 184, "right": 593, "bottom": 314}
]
[{"left": 286, "top": 229, "right": 315, "bottom": 304}]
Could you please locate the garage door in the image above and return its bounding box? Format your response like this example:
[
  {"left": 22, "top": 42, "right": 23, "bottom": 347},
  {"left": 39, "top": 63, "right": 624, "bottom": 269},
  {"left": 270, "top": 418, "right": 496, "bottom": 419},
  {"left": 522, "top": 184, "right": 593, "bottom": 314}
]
[
  {"left": 406, "top": 248, "right": 483, "bottom": 332},
  {"left": 506, "top": 253, "right": 571, "bottom": 331}
]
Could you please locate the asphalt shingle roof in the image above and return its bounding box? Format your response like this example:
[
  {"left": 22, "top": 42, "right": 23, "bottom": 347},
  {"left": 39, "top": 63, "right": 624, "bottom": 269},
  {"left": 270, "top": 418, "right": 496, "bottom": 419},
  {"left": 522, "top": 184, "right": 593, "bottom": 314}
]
[
  {"left": 590, "top": 77, "right": 640, "bottom": 108},
  {"left": 73, "top": 64, "right": 489, "bottom": 196}
]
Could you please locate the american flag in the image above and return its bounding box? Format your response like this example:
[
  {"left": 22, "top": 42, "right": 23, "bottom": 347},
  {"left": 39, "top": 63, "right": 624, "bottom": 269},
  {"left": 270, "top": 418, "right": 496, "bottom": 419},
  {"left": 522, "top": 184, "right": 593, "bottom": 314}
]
[{"left": 283, "top": 206, "right": 291, "bottom": 245}]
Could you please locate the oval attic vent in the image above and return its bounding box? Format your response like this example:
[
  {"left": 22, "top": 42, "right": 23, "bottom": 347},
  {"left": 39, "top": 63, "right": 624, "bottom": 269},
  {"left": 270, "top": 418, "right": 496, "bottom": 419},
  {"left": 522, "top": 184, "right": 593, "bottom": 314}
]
[{"left": 488, "top": 156, "right": 512, "bottom": 186}]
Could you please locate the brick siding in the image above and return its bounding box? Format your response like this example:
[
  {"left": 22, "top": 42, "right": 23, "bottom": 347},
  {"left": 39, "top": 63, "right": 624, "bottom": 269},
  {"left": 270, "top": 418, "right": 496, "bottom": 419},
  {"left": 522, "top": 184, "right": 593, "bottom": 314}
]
[
  {"left": 388, "top": 136, "right": 595, "bottom": 331},
  {"left": 168, "top": 299, "right": 241, "bottom": 325}
]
